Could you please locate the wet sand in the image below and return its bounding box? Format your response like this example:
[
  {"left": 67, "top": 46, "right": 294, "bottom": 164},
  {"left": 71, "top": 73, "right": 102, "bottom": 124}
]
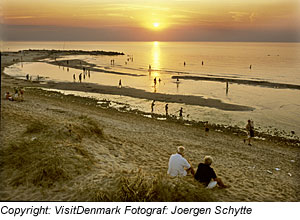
[
  {"left": 1, "top": 50, "right": 299, "bottom": 201},
  {"left": 172, "top": 75, "right": 300, "bottom": 90}
]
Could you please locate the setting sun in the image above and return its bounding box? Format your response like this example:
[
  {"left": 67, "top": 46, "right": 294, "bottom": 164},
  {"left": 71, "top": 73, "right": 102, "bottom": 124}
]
[{"left": 153, "top": 23, "right": 160, "bottom": 28}]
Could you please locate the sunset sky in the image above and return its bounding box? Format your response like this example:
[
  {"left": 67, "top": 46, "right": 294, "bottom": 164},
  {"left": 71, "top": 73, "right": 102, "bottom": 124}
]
[{"left": 1, "top": 0, "right": 299, "bottom": 41}]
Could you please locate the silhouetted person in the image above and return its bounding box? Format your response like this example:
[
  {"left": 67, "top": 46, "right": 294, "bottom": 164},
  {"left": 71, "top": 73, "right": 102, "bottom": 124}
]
[
  {"left": 249, "top": 65, "right": 252, "bottom": 69},
  {"left": 179, "top": 107, "right": 183, "bottom": 118},
  {"left": 202, "top": 61, "right": 204, "bottom": 65},
  {"left": 119, "top": 79, "right": 122, "bottom": 88},
  {"left": 26, "top": 74, "right": 29, "bottom": 81},
  {"left": 151, "top": 100, "right": 155, "bottom": 113},
  {"left": 79, "top": 73, "right": 82, "bottom": 83},
  {"left": 165, "top": 104, "right": 169, "bottom": 116},
  {"left": 154, "top": 77, "right": 157, "bottom": 85},
  {"left": 184, "top": 61, "right": 186, "bottom": 66},
  {"left": 244, "top": 119, "right": 254, "bottom": 146},
  {"left": 226, "top": 81, "right": 229, "bottom": 95},
  {"left": 73, "top": 74, "right": 76, "bottom": 82}
]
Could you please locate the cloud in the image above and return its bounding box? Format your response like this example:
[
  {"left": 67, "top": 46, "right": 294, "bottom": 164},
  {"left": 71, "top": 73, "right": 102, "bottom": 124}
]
[
  {"left": 4, "top": 16, "right": 36, "bottom": 20},
  {"left": 229, "top": 12, "right": 249, "bottom": 22}
]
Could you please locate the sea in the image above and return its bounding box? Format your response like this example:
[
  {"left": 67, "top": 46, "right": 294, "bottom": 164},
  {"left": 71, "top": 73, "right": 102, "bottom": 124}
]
[{"left": 2, "top": 41, "right": 300, "bottom": 139}]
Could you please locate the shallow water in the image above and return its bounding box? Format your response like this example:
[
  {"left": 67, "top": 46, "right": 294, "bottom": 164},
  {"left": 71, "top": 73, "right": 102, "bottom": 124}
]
[{"left": 3, "top": 41, "right": 300, "bottom": 137}]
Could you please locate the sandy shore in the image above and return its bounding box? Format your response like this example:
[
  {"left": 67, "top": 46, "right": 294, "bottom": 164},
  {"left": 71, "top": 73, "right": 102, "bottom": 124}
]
[{"left": 1, "top": 50, "right": 299, "bottom": 201}]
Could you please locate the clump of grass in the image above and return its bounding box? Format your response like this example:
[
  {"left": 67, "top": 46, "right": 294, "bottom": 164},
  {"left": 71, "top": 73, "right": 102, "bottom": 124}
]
[
  {"left": 24, "top": 120, "right": 49, "bottom": 134},
  {"left": 72, "top": 115, "right": 104, "bottom": 139},
  {"left": 74, "top": 170, "right": 215, "bottom": 202},
  {"left": 1, "top": 119, "right": 95, "bottom": 187}
]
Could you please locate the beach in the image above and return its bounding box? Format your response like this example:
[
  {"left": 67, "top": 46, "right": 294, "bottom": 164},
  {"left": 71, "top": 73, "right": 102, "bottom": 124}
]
[{"left": 1, "top": 50, "right": 299, "bottom": 201}]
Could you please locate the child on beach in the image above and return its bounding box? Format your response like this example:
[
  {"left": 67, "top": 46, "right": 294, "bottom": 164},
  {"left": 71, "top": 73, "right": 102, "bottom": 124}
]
[{"left": 4, "top": 92, "right": 13, "bottom": 101}]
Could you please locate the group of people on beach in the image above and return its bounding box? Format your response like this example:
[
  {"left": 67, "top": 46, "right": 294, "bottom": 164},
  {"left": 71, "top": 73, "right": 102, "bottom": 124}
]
[
  {"left": 168, "top": 146, "right": 229, "bottom": 189},
  {"left": 73, "top": 67, "right": 91, "bottom": 83},
  {"left": 4, "top": 87, "right": 24, "bottom": 102},
  {"left": 151, "top": 101, "right": 185, "bottom": 119}
]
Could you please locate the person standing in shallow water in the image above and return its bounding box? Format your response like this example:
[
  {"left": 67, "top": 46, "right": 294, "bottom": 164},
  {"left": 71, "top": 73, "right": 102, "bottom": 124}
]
[{"left": 79, "top": 73, "right": 82, "bottom": 83}]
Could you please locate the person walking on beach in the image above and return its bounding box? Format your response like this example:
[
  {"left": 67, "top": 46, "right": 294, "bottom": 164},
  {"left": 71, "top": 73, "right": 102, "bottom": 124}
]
[
  {"left": 151, "top": 100, "right": 155, "bottom": 113},
  {"left": 202, "top": 61, "right": 204, "bottom": 66},
  {"left": 184, "top": 61, "right": 186, "bottom": 66},
  {"left": 179, "top": 107, "right": 183, "bottom": 118},
  {"left": 165, "top": 104, "right": 169, "bottom": 116},
  {"left": 119, "top": 79, "right": 122, "bottom": 88},
  {"left": 168, "top": 146, "right": 195, "bottom": 177},
  {"left": 154, "top": 77, "right": 157, "bottom": 85},
  {"left": 244, "top": 119, "right": 254, "bottom": 146},
  {"left": 26, "top": 74, "right": 29, "bottom": 81},
  {"left": 73, "top": 74, "right": 76, "bottom": 82},
  {"left": 194, "top": 156, "right": 229, "bottom": 189}
]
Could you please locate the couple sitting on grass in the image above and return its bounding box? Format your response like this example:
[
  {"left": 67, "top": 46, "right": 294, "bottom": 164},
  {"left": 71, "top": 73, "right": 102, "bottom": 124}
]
[{"left": 167, "top": 146, "right": 229, "bottom": 189}]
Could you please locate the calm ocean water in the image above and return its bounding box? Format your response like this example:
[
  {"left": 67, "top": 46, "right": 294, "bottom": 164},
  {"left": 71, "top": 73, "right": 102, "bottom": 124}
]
[{"left": 3, "top": 41, "right": 300, "bottom": 138}]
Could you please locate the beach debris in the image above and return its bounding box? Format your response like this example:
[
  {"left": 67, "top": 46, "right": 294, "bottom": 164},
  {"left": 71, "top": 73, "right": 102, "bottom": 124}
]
[
  {"left": 266, "top": 170, "right": 273, "bottom": 174},
  {"left": 287, "top": 173, "right": 292, "bottom": 177},
  {"left": 275, "top": 168, "right": 280, "bottom": 171},
  {"left": 290, "top": 160, "right": 295, "bottom": 163},
  {"left": 31, "top": 137, "right": 37, "bottom": 141}
]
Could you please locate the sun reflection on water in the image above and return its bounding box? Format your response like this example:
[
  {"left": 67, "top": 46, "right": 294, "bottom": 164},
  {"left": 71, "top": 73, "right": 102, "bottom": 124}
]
[{"left": 151, "top": 41, "right": 160, "bottom": 76}]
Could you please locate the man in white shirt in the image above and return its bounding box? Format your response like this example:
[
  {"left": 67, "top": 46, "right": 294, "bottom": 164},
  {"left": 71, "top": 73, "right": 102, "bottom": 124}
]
[{"left": 167, "top": 146, "right": 195, "bottom": 177}]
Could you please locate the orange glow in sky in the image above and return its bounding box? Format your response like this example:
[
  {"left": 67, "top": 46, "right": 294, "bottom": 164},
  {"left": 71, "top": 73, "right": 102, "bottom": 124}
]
[{"left": 1, "top": 0, "right": 299, "bottom": 41}]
